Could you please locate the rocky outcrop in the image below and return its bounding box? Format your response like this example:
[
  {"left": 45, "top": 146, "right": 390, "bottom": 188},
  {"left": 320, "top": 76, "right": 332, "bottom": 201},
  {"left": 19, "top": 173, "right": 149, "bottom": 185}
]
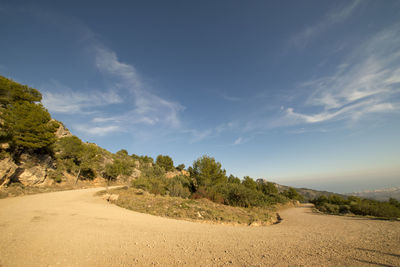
[
  {"left": 130, "top": 168, "right": 141, "bottom": 179},
  {"left": 0, "top": 157, "right": 18, "bottom": 188},
  {"left": 165, "top": 169, "right": 190, "bottom": 179},
  {"left": 54, "top": 121, "right": 72, "bottom": 138},
  {"left": 0, "top": 143, "right": 9, "bottom": 150},
  {"left": 17, "top": 166, "right": 48, "bottom": 186},
  {"left": 14, "top": 153, "right": 54, "bottom": 187}
]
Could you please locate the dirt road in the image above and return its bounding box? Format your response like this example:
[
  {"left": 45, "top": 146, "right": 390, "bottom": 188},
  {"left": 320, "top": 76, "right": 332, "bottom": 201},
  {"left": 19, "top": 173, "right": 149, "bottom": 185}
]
[{"left": 0, "top": 187, "right": 399, "bottom": 266}]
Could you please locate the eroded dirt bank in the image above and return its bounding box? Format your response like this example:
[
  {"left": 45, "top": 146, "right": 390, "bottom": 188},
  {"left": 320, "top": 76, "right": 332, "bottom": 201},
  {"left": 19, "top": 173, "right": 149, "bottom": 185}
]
[{"left": 0, "top": 187, "right": 399, "bottom": 266}]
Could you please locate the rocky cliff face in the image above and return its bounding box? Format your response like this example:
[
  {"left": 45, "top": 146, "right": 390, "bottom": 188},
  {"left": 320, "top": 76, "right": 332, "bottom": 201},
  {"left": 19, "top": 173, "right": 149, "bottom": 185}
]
[
  {"left": 0, "top": 157, "right": 18, "bottom": 188},
  {"left": 0, "top": 153, "right": 54, "bottom": 188},
  {"left": 16, "top": 153, "right": 54, "bottom": 186},
  {"left": 0, "top": 122, "right": 68, "bottom": 188}
]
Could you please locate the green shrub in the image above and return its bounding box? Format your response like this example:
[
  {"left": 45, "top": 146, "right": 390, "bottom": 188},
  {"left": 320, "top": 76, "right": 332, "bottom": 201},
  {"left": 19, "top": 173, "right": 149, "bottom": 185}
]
[
  {"left": 190, "top": 155, "right": 227, "bottom": 188},
  {"left": 242, "top": 176, "right": 257, "bottom": 191},
  {"left": 258, "top": 181, "right": 278, "bottom": 195},
  {"left": 312, "top": 193, "right": 400, "bottom": 219},
  {"left": 283, "top": 187, "right": 304, "bottom": 201},
  {"left": 227, "top": 175, "right": 240, "bottom": 184},
  {"left": 323, "top": 203, "right": 339, "bottom": 214},
  {"left": 156, "top": 155, "right": 174, "bottom": 171},
  {"left": 168, "top": 183, "right": 191, "bottom": 198},
  {"left": 47, "top": 169, "right": 63, "bottom": 183},
  {"left": 176, "top": 164, "right": 185, "bottom": 171},
  {"left": 339, "top": 204, "right": 351, "bottom": 214}
]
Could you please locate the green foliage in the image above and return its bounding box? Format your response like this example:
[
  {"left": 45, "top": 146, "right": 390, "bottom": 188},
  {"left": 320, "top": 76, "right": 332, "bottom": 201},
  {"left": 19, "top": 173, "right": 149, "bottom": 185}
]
[
  {"left": 0, "top": 76, "right": 57, "bottom": 153},
  {"left": 104, "top": 163, "right": 119, "bottom": 180},
  {"left": 132, "top": 175, "right": 190, "bottom": 197},
  {"left": 167, "top": 176, "right": 191, "bottom": 198},
  {"left": 132, "top": 154, "right": 289, "bottom": 209},
  {"left": 190, "top": 155, "right": 227, "bottom": 188},
  {"left": 140, "top": 155, "right": 154, "bottom": 164},
  {"left": 312, "top": 194, "right": 400, "bottom": 219},
  {"left": 224, "top": 183, "right": 267, "bottom": 207},
  {"left": 283, "top": 187, "right": 304, "bottom": 201},
  {"left": 0, "top": 76, "right": 41, "bottom": 104},
  {"left": 56, "top": 136, "right": 83, "bottom": 163},
  {"left": 389, "top": 198, "right": 400, "bottom": 209},
  {"left": 242, "top": 176, "right": 257, "bottom": 191},
  {"left": 156, "top": 155, "right": 174, "bottom": 171},
  {"left": 176, "top": 164, "right": 185, "bottom": 171},
  {"left": 2, "top": 102, "right": 58, "bottom": 151},
  {"left": 105, "top": 158, "right": 133, "bottom": 180},
  {"left": 258, "top": 181, "right": 278, "bottom": 195},
  {"left": 54, "top": 137, "right": 101, "bottom": 180},
  {"left": 227, "top": 175, "right": 241, "bottom": 184},
  {"left": 47, "top": 168, "right": 63, "bottom": 183},
  {"left": 116, "top": 149, "right": 129, "bottom": 157}
]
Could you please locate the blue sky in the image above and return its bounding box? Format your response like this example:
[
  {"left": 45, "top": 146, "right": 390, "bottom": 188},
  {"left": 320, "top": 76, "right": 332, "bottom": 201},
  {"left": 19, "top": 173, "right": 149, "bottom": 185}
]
[{"left": 1, "top": 0, "right": 400, "bottom": 192}]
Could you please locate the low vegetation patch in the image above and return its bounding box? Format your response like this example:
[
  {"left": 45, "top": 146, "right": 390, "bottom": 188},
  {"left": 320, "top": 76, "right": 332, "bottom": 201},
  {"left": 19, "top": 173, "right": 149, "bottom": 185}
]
[
  {"left": 311, "top": 194, "right": 400, "bottom": 220},
  {"left": 100, "top": 187, "right": 280, "bottom": 226}
]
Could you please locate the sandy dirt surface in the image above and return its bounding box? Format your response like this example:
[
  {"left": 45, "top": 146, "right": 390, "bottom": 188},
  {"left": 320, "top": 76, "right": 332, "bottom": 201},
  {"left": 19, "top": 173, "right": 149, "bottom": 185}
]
[{"left": 0, "top": 187, "right": 399, "bottom": 266}]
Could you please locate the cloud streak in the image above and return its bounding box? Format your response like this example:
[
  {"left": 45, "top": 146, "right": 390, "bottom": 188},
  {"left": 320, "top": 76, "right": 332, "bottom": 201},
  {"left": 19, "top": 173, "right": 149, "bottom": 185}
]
[
  {"left": 291, "top": 0, "right": 362, "bottom": 48},
  {"left": 285, "top": 25, "right": 400, "bottom": 125},
  {"left": 42, "top": 80, "right": 122, "bottom": 114},
  {"left": 93, "top": 47, "right": 184, "bottom": 129}
]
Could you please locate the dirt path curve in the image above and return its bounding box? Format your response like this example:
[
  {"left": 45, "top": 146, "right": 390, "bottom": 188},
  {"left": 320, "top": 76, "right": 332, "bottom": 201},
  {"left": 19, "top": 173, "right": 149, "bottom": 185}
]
[{"left": 0, "top": 187, "right": 399, "bottom": 266}]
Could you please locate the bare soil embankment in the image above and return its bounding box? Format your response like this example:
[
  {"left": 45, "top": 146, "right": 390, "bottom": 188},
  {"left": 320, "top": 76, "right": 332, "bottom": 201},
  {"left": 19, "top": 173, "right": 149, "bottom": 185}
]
[{"left": 0, "top": 187, "right": 399, "bottom": 266}]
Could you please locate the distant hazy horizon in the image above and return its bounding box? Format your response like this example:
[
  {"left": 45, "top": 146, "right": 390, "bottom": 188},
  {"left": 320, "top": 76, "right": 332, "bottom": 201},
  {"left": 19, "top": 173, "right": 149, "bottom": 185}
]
[{"left": 271, "top": 175, "right": 400, "bottom": 194}]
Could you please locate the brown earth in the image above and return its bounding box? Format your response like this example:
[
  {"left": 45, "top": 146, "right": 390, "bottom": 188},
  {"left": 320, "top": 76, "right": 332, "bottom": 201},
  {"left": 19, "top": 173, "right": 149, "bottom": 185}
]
[{"left": 0, "top": 187, "right": 399, "bottom": 266}]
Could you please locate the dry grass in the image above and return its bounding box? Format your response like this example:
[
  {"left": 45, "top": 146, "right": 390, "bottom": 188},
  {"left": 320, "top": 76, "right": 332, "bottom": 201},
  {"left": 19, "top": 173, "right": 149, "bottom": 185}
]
[{"left": 100, "top": 187, "right": 279, "bottom": 226}]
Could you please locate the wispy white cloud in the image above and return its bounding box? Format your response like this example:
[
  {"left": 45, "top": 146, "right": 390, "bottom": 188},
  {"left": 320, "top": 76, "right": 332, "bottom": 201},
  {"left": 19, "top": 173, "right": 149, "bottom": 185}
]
[
  {"left": 291, "top": 0, "right": 362, "bottom": 48},
  {"left": 285, "top": 25, "right": 400, "bottom": 125},
  {"left": 221, "top": 93, "right": 241, "bottom": 102},
  {"left": 93, "top": 46, "right": 184, "bottom": 129},
  {"left": 74, "top": 125, "right": 123, "bottom": 136},
  {"left": 42, "top": 80, "right": 122, "bottom": 114},
  {"left": 233, "top": 137, "right": 243, "bottom": 145},
  {"left": 181, "top": 128, "right": 213, "bottom": 143}
]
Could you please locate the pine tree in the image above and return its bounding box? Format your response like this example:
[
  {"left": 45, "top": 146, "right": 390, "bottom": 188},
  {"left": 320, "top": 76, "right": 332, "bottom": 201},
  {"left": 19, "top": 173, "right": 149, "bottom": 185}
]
[{"left": 0, "top": 75, "right": 58, "bottom": 152}]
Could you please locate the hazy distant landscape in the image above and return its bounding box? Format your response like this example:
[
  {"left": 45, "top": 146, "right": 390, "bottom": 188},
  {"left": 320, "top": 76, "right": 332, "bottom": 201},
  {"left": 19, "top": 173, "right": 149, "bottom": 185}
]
[
  {"left": 1, "top": 0, "right": 400, "bottom": 266},
  {"left": 350, "top": 187, "right": 400, "bottom": 201}
]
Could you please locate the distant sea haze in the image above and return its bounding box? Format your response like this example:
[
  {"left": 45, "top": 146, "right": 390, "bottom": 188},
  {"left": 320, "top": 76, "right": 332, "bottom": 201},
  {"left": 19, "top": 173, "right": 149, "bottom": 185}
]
[{"left": 272, "top": 176, "right": 400, "bottom": 194}]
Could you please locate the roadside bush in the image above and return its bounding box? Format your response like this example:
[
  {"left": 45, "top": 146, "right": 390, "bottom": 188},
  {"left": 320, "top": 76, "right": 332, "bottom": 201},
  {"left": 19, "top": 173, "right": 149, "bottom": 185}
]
[
  {"left": 322, "top": 203, "right": 339, "bottom": 214},
  {"left": 312, "top": 194, "right": 400, "bottom": 219},
  {"left": 339, "top": 204, "right": 351, "bottom": 214},
  {"left": 167, "top": 175, "right": 192, "bottom": 198},
  {"left": 47, "top": 168, "right": 63, "bottom": 183},
  {"left": 283, "top": 187, "right": 304, "bottom": 202},
  {"left": 168, "top": 183, "right": 191, "bottom": 198},
  {"left": 258, "top": 181, "right": 278, "bottom": 195},
  {"left": 242, "top": 176, "right": 258, "bottom": 191},
  {"left": 132, "top": 176, "right": 166, "bottom": 195},
  {"left": 80, "top": 167, "right": 96, "bottom": 180},
  {"left": 224, "top": 183, "right": 267, "bottom": 208}
]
